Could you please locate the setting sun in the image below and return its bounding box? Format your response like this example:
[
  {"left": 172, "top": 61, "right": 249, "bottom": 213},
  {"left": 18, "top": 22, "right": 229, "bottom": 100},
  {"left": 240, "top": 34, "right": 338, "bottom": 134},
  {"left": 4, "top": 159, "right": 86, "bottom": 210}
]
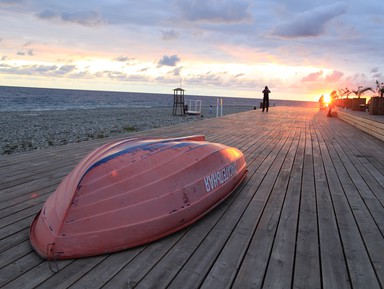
[{"left": 323, "top": 94, "right": 331, "bottom": 105}]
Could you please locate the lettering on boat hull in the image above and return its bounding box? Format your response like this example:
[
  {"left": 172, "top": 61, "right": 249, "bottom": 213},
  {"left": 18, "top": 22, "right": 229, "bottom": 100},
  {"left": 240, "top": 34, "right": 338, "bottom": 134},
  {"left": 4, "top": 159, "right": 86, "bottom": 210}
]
[{"left": 204, "top": 162, "right": 238, "bottom": 192}]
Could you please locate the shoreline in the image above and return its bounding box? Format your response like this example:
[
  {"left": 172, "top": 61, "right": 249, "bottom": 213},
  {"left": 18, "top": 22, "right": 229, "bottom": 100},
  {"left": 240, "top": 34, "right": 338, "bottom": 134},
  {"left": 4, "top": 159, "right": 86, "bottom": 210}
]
[{"left": 0, "top": 106, "right": 253, "bottom": 155}]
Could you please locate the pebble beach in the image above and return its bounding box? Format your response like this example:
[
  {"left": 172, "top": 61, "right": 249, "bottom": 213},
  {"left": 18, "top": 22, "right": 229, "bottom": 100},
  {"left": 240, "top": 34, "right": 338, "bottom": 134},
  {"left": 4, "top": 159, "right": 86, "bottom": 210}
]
[{"left": 0, "top": 106, "right": 252, "bottom": 155}]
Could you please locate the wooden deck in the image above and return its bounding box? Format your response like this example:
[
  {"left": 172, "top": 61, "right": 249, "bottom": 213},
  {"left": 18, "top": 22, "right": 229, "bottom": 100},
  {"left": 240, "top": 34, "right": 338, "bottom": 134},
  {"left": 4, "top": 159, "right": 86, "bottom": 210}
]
[{"left": 1, "top": 106, "right": 383, "bottom": 289}]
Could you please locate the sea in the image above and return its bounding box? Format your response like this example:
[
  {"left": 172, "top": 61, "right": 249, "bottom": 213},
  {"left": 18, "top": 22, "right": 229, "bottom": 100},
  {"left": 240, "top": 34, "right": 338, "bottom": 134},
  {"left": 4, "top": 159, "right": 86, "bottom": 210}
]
[{"left": 0, "top": 86, "right": 316, "bottom": 112}]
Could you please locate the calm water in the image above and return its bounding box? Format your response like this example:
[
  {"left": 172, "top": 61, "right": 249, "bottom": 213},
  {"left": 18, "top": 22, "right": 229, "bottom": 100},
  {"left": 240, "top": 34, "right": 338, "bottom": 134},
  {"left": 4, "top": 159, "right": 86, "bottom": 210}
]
[{"left": 0, "top": 86, "right": 315, "bottom": 112}]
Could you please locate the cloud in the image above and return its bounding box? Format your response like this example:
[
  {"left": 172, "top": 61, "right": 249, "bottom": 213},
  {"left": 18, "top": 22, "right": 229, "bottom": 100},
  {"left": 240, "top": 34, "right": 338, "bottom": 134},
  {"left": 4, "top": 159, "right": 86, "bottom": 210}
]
[
  {"left": 113, "top": 56, "right": 135, "bottom": 62},
  {"left": 172, "top": 66, "right": 183, "bottom": 76},
  {"left": 186, "top": 71, "right": 256, "bottom": 89},
  {"left": 325, "top": 70, "right": 344, "bottom": 82},
  {"left": 56, "top": 65, "right": 76, "bottom": 75},
  {"left": 161, "top": 29, "right": 179, "bottom": 41},
  {"left": 371, "top": 67, "right": 380, "bottom": 73},
  {"left": 271, "top": 2, "right": 348, "bottom": 38},
  {"left": 174, "top": 0, "right": 251, "bottom": 23},
  {"left": 0, "top": 63, "right": 80, "bottom": 77},
  {"left": 37, "top": 8, "right": 104, "bottom": 27},
  {"left": 0, "top": 0, "right": 24, "bottom": 6},
  {"left": 344, "top": 73, "right": 373, "bottom": 88},
  {"left": 101, "top": 70, "right": 151, "bottom": 83},
  {"left": 158, "top": 55, "right": 180, "bottom": 67},
  {"left": 370, "top": 67, "right": 382, "bottom": 80},
  {"left": 16, "top": 49, "right": 36, "bottom": 56},
  {"left": 34, "top": 65, "right": 58, "bottom": 73},
  {"left": 301, "top": 70, "right": 323, "bottom": 82}
]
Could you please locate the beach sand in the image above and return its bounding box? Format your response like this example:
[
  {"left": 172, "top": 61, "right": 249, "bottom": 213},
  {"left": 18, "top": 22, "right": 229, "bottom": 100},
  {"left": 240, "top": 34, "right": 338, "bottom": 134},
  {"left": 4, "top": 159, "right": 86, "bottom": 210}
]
[{"left": 0, "top": 106, "right": 253, "bottom": 155}]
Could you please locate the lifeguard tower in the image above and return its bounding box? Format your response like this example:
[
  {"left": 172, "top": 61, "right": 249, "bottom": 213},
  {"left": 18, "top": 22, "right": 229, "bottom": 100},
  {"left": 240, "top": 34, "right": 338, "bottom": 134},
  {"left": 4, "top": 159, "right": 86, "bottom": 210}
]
[{"left": 172, "top": 87, "right": 185, "bottom": 116}]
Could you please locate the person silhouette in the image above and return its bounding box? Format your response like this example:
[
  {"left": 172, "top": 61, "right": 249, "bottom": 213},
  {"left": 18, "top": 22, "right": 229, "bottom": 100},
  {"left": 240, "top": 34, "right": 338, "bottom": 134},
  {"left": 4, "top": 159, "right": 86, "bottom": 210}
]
[{"left": 262, "top": 86, "right": 271, "bottom": 112}]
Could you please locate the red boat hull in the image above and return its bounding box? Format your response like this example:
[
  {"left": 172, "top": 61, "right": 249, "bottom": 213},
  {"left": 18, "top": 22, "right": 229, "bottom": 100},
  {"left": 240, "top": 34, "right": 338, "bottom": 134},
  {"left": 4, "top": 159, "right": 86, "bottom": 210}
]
[{"left": 30, "top": 135, "right": 247, "bottom": 259}]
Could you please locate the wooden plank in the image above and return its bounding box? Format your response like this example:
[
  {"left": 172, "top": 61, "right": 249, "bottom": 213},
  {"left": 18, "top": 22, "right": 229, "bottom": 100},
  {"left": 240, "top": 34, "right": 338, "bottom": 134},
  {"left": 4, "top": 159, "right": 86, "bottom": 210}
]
[
  {"left": 231, "top": 125, "right": 299, "bottom": 288},
  {"left": 0, "top": 240, "right": 32, "bottom": 269},
  {"left": 0, "top": 184, "right": 56, "bottom": 217},
  {"left": 293, "top": 121, "right": 321, "bottom": 289},
  {"left": 87, "top": 232, "right": 184, "bottom": 289},
  {"left": 0, "top": 228, "right": 30, "bottom": 255},
  {"left": 317, "top": 118, "right": 384, "bottom": 286},
  {"left": 0, "top": 218, "right": 33, "bottom": 252},
  {"left": 0, "top": 252, "right": 44, "bottom": 287},
  {"left": 0, "top": 174, "right": 65, "bottom": 204},
  {"left": 3, "top": 257, "right": 101, "bottom": 289},
  {"left": 317, "top": 122, "right": 382, "bottom": 289},
  {"left": 37, "top": 249, "right": 145, "bottom": 289},
  {"left": 261, "top": 126, "right": 304, "bottom": 289},
  {"left": 312, "top": 121, "right": 351, "bottom": 289}
]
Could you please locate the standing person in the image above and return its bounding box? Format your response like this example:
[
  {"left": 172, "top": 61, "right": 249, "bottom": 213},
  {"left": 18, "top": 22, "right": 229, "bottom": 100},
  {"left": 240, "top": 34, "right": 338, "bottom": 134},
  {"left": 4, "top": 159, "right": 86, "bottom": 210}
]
[
  {"left": 319, "top": 95, "right": 325, "bottom": 109},
  {"left": 262, "top": 86, "right": 271, "bottom": 112},
  {"left": 327, "top": 92, "right": 336, "bottom": 117}
]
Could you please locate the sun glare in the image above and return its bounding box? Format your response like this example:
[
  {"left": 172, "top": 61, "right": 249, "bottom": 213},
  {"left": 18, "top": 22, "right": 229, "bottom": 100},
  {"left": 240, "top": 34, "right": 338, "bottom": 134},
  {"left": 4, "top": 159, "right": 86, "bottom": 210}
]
[{"left": 323, "top": 94, "right": 331, "bottom": 104}]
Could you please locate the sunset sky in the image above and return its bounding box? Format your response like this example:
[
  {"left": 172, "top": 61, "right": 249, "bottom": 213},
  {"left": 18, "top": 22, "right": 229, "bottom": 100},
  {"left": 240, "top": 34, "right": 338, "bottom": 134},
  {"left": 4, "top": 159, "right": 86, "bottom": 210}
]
[{"left": 1, "top": 0, "right": 383, "bottom": 101}]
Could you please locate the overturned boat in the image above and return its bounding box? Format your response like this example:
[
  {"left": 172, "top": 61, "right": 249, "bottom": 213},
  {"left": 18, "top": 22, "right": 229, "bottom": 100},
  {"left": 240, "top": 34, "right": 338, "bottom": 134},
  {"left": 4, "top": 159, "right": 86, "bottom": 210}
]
[{"left": 30, "top": 135, "right": 247, "bottom": 259}]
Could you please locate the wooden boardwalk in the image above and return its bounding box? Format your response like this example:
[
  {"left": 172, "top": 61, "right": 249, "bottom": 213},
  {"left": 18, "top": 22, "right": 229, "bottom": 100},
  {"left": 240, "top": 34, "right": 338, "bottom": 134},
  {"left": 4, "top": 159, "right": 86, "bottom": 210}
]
[{"left": 1, "top": 106, "right": 383, "bottom": 289}]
